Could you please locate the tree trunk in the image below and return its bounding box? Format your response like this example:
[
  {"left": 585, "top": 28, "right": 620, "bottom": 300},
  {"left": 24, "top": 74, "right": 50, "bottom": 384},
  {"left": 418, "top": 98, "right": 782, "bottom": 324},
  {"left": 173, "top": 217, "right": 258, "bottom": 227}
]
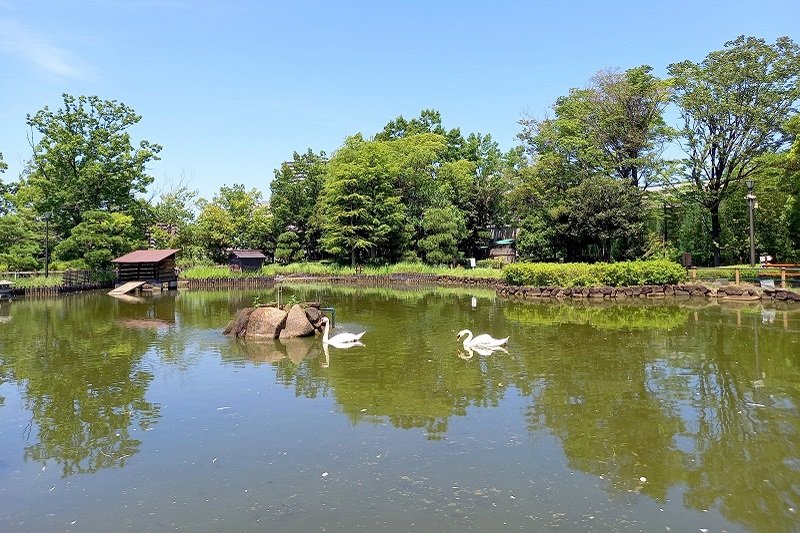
[
  {"left": 710, "top": 203, "right": 721, "bottom": 267},
  {"left": 351, "top": 247, "right": 356, "bottom": 267}
]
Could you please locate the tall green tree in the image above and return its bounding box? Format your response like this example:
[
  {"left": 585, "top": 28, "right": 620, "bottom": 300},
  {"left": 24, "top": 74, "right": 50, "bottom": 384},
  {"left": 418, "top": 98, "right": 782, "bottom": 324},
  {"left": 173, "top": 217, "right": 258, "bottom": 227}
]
[
  {"left": 0, "top": 211, "right": 41, "bottom": 270},
  {"left": 518, "top": 65, "right": 672, "bottom": 191},
  {"left": 21, "top": 94, "right": 162, "bottom": 238},
  {"left": 374, "top": 109, "right": 465, "bottom": 161},
  {"left": 562, "top": 176, "right": 646, "bottom": 261},
  {"left": 269, "top": 149, "right": 326, "bottom": 258},
  {"left": 319, "top": 135, "right": 408, "bottom": 266},
  {"left": 418, "top": 204, "right": 466, "bottom": 265},
  {"left": 274, "top": 230, "right": 304, "bottom": 264},
  {"left": 668, "top": 35, "right": 800, "bottom": 266}
]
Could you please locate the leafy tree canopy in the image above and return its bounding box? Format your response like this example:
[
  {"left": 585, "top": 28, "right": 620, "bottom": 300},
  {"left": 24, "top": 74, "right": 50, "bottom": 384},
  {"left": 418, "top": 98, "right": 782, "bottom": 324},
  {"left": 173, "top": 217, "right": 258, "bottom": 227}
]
[
  {"left": 53, "top": 210, "right": 141, "bottom": 270},
  {"left": 668, "top": 35, "right": 800, "bottom": 265},
  {"left": 21, "top": 94, "right": 162, "bottom": 237}
]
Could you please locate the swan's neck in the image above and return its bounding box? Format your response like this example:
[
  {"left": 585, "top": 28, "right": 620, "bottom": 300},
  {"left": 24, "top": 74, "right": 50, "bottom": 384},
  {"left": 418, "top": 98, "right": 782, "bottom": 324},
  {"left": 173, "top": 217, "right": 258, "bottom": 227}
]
[
  {"left": 323, "top": 319, "right": 330, "bottom": 344},
  {"left": 463, "top": 330, "right": 473, "bottom": 345}
]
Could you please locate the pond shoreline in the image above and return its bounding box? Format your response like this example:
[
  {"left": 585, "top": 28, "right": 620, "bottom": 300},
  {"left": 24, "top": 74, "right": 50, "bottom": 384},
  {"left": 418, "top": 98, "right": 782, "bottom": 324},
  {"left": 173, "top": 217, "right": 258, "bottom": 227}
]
[{"left": 179, "top": 274, "right": 800, "bottom": 304}]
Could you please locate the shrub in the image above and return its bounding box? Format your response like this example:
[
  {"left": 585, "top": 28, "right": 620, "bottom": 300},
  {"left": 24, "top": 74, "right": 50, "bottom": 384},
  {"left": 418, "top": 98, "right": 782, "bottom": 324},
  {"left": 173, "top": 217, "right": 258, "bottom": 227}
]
[
  {"left": 476, "top": 259, "right": 507, "bottom": 270},
  {"left": 504, "top": 260, "right": 687, "bottom": 287}
]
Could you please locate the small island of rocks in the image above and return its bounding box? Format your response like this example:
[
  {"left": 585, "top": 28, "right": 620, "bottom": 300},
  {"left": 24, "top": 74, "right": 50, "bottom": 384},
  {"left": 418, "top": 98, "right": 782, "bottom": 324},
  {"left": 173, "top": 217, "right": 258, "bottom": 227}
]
[{"left": 223, "top": 302, "right": 326, "bottom": 339}]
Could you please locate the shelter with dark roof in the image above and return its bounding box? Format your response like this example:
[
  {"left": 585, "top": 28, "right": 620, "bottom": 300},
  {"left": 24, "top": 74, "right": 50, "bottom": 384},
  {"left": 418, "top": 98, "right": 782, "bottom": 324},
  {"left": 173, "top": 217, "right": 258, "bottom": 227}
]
[
  {"left": 112, "top": 249, "right": 180, "bottom": 288},
  {"left": 228, "top": 249, "right": 267, "bottom": 272}
]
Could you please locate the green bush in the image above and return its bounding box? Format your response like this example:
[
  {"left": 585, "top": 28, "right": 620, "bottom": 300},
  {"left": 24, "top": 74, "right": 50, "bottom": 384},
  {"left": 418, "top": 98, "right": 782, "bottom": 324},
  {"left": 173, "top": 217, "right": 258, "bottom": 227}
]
[
  {"left": 504, "top": 262, "right": 600, "bottom": 287},
  {"left": 504, "top": 260, "right": 687, "bottom": 287},
  {"left": 476, "top": 259, "right": 507, "bottom": 270}
]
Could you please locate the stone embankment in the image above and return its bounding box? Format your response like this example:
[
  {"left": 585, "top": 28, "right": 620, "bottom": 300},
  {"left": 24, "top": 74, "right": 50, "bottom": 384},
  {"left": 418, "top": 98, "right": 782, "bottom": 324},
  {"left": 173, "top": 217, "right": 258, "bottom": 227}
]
[{"left": 497, "top": 284, "right": 800, "bottom": 302}]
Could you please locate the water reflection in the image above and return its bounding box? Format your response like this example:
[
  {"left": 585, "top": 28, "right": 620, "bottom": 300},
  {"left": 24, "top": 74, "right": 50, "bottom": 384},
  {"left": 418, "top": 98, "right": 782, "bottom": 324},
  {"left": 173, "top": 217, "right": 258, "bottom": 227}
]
[
  {"left": 0, "top": 294, "right": 161, "bottom": 476},
  {"left": 0, "top": 288, "right": 798, "bottom": 531}
]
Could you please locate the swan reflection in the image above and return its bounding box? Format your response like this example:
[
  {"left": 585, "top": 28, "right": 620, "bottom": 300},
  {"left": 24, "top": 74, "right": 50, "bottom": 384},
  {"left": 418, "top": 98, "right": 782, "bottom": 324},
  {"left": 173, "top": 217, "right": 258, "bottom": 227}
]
[{"left": 458, "top": 344, "right": 509, "bottom": 360}]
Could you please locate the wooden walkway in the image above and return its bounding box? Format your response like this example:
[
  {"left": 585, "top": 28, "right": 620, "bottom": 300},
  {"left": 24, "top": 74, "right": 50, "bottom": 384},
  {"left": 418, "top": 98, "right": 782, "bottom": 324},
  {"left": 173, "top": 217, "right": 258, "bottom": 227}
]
[{"left": 108, "top": 280, "right": 146, "bottom": 296}]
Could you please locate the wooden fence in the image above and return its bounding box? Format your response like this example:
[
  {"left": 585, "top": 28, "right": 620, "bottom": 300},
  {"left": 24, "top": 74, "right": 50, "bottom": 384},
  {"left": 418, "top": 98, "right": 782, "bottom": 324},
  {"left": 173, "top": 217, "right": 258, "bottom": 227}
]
[
  {"left": 691, "top": 266, "right": 800, "bottom": 288},
  {"left": 12, "top": 279, "right": 114, "bottom": 298},
  {"left": 184, "top": 277, "right": 276, "bottom": 290},
  {"left": 6, "top": 270, "right": 114, "bottom": 298}
]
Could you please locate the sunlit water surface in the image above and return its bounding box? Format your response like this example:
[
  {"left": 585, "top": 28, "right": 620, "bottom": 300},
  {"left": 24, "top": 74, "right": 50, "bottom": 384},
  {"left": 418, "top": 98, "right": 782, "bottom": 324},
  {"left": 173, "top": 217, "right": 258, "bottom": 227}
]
[{"left": 0, "top": 285, "right": 799, "bottom": 532}]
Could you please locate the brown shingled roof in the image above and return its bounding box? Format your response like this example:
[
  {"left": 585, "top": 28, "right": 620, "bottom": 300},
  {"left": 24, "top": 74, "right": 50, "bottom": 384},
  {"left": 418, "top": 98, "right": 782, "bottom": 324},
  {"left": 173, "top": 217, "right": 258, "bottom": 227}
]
[
  {"left": 112, "top": 249, "right": 180, "bottom": 263},
  {"left": 228, "top": 249, "right": 266, "bottom": 259}
]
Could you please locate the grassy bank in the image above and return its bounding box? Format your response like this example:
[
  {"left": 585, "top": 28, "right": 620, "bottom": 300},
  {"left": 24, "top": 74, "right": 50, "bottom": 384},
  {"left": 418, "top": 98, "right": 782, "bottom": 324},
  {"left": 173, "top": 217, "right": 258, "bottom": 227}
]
[
  {"left": 6, "top": 275, "right": 65, "bottom": 288},
  {"left": 180, "top": 261, "right": 505, "bottom": 280}
]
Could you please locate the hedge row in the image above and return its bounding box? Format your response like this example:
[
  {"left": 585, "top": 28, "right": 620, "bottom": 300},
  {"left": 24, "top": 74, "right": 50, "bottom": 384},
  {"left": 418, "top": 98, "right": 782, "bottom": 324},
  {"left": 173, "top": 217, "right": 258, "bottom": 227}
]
[{"left": 503, "top": 260, "right": 687, "bottom": 287}]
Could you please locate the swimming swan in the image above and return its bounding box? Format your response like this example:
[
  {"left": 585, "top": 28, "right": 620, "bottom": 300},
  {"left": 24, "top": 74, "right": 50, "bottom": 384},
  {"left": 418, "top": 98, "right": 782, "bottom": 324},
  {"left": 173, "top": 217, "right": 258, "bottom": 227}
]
[
  {"left": 456, "top": 329, "right": 508, "bottom": 348},
  {"left": 321, "top": 317, "right": 366, "bottom": 346}
]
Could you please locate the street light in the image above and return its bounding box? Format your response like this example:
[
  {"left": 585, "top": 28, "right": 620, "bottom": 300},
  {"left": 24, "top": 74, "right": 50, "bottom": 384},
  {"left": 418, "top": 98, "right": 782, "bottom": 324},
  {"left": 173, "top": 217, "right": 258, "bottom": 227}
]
[
  {"left": 746, "top": 180, "right": 756, "bottom": 267},
  {"left": 43, "top": 212, "right": 52, "bottom": 277}
]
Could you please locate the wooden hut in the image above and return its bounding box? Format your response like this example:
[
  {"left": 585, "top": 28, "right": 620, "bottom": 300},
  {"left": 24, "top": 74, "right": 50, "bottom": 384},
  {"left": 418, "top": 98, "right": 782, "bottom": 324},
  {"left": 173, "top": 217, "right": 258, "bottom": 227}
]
[
  {"left": 488, "top": 239, "right": 517, "bottom": 263},
  {"left": 228, "top": 249, "right": 267, "bottom": 272},
  {"left": 112, "top": 249, "right": 180, "bottom": 289}
]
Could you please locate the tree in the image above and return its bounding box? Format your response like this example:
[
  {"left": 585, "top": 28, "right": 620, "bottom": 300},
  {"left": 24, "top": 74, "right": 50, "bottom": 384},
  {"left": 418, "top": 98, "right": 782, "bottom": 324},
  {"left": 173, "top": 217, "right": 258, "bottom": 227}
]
[
  {"left": 518, "top": 65, "right": 672, "bottom": 191},
  {"left": 319, "top": 135, "right": 408, "bottom": 266},
  {"left": 195, "top": 203, "right": 234, "bottom": 263},
  {"left": 274, "top": 230, "right": 304, "bottom": 264},
  {"left": 269, "top": 150, "right": 326, "bottom": 258},
  {"left": 516, "top": 212, "right": 557, "bottom": 262},
  {"left": 668, "top": 36, "right": 800, "bottom": 266},
  {"left": 149, "top": 182, "right": 198, "bottom": 250},
  {"left": 0, "top": 211, "right": 41, "bottom": 270},
  {"left": 195, "top": 184, "right": 270, "bottom": 262},
  {"left": 53, "top": 210, "right": 141, "bottom": 270},
  {"left": 562, "top": 176, "right": 646, "bottom": 261},
  {"left": 418, "top": 205, "right": 466, "bottom": 265},
  {"left": 374, "top": 109, "right": 465, "bottom": 161},
  {"left": 22, "top": 94, "right": 161, "bottom": 238}
]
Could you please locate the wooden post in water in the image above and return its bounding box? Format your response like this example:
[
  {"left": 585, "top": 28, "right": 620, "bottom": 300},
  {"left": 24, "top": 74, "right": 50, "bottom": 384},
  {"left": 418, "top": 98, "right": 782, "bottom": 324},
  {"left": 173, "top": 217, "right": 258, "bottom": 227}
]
[{"left": 781, "top": 268, "right": 786, "bottom": 289}]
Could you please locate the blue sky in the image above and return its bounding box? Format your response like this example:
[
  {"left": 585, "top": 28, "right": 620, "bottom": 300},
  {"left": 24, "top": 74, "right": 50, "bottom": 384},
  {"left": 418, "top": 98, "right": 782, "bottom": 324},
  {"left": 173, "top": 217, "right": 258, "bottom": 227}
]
[{"left": 1, "top": 0, "right": 798, "bottom": 201}]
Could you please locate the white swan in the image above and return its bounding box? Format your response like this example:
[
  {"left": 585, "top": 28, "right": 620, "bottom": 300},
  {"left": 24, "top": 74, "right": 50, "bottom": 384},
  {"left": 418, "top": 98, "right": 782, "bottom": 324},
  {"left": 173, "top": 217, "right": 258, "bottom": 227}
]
[
  {"left": 457, "top": 329, "right": 508, "bottom": 348},
  {"left": 321, "top": 317, "right": 366, "bottom": 347}
]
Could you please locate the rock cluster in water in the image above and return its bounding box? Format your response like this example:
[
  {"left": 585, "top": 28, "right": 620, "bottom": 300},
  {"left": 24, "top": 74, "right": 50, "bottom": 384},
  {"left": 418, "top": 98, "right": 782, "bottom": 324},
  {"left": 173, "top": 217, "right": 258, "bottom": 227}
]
[{"left": 223, "top": 302, "right": 326, "bottom": 339}]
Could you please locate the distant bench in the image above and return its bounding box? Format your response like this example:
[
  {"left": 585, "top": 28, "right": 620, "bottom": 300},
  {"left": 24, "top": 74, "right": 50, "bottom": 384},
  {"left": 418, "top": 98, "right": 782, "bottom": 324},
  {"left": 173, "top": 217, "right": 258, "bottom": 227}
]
[{"left": 762, "top": 263, "right": 800, "bottom": 288}]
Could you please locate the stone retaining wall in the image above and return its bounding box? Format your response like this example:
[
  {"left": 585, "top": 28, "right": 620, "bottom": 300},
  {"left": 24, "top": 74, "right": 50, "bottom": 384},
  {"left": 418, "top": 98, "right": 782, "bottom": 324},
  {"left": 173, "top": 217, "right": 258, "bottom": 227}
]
[{"left": 497, "top": 283, "right": 800, "bottom": 302}]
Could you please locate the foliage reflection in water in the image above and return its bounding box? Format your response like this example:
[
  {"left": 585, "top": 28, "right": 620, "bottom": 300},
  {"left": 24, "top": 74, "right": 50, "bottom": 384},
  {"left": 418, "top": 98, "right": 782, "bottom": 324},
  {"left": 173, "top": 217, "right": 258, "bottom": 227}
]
[{"left": 0, "top": 286, "right": 798, "bottom": 531}]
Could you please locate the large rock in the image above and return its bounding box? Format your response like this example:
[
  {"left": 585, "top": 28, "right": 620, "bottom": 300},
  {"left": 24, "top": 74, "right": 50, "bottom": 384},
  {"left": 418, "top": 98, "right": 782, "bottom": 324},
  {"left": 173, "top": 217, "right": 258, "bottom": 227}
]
[
  {"left": 304, "top": 306, "right": 322, "bottom": 325},
  {"left": 279, "top": 304, "right": 316, "bottom": 339},
  {"left": 223, "top": 307, "right": 254, "bottom": 337},
  {"left": 246, "top": 307, "right": 287, "bottom": 339}
]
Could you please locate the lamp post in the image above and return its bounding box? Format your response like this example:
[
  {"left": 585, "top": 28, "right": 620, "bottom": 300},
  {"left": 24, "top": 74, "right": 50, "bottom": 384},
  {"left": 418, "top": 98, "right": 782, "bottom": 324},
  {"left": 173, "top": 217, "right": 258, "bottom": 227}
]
[
  {"left": 43, "top": 212, "right": 51, "bottom": 277},
  {"left": 746, "top": 180, "right": 756, "bottom": 267}
]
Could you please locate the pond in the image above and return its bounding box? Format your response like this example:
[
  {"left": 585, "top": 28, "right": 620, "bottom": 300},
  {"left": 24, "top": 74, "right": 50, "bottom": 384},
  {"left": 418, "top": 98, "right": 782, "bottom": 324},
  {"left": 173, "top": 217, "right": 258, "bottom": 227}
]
[{"left": 0, "top": 286, "right": 799, "bottom": 532}]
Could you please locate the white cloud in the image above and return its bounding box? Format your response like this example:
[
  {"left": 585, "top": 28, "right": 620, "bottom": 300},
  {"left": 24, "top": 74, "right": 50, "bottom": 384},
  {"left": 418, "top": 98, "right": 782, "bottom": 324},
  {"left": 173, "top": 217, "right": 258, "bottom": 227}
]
[{"left": 0, "top": 18, "right": 92, "bottom": 79}]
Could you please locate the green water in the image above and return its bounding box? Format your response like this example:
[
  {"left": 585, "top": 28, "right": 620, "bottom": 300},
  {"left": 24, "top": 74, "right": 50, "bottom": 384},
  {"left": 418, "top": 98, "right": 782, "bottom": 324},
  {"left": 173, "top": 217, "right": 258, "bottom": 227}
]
[{"left": 0, "top": 286, "right": 799, "bottom": 532}]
